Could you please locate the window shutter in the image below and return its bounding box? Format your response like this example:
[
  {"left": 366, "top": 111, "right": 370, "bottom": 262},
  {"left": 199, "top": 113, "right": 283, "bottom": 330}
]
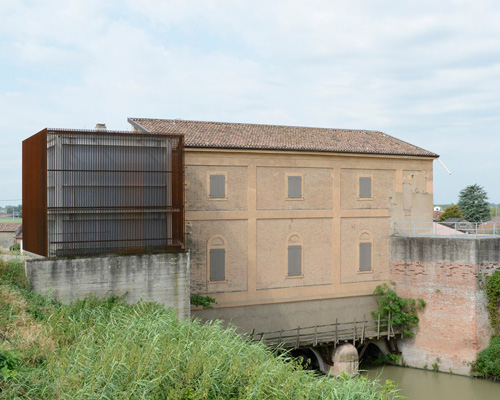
[
  {"left": 210, "top": 174, "right": 225, "bottom": 198},
  {"left": 359, "top": 242, "right": 372, "bottom": 271},
  {"left": 288, "top": 245, "right": 302, "bottom": 276},
  {"left": 359, "top": 177, "right": 371, "bottom": 198},
  {"left": 210, "top": 248, "right": 225, "bottom": 281},
  {"left": 288, "top": 176, "right": 302, "bottom": 198}
]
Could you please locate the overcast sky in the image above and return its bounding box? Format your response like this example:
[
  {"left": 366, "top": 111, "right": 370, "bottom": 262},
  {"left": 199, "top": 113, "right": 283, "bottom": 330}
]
[{"left": 1, "top": 0, "right": 500, "bottom": 207}]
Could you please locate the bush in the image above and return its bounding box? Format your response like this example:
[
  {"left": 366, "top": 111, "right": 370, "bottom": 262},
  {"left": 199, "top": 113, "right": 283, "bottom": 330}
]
[
  {"left": 472, "top": 335, "right": 500, "bottom": 378},
  {"left": 372, "top": 282, "right": 425, "bottom": 338}
]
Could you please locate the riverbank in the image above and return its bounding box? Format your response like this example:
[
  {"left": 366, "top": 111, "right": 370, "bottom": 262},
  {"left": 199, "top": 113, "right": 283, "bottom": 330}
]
[{"left": 0, "top": 258, "right": 400, "bottom": 399}]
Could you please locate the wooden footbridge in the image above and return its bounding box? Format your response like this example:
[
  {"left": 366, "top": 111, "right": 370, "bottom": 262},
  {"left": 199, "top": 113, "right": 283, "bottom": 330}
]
[{"left": 249, "top": 314, "right": 401, "bottom": 350}]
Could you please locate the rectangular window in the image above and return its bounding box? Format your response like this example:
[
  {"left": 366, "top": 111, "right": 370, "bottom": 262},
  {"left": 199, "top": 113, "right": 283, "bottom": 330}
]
[
  {"left": 359, "top": 177, "right": 372, "bottom": 198},
  {"left": 359, "top": 242, "right": 372, "bottom": 271},
  {"left": 210, "top": 248, "right": 225, "bottom": 281},
  {"left": 288, "top": 245, "right": 302, "bottom": 276},
  {"left": 209, "top": 174, "right": 226, "bottom": 199},
  {"left": 287, "top": 175, "right": 302, "bottom": 199}
]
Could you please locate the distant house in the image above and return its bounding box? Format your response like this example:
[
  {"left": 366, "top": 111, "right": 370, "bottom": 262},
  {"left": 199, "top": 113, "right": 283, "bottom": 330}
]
[
  {"left": 439, "top": 218, "right": 475, "bottom": 234},
  {"left": 0, "top": 222, "right": 22, "bottom": 250},
  {"left": 477, "top": 216, "right": 500, "bottom": 235},
  {"left": 433, "top": 210, "right": 443, "bottom": 221}
]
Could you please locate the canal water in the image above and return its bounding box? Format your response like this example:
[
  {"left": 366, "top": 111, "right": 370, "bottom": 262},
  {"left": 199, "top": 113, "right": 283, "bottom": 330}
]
[{"left": 362, "top": 365, "right": 500, "bottom": 399}]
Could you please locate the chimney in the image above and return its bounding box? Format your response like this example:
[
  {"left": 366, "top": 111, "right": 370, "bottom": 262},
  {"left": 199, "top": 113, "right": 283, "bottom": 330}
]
[{"left": 95, "top": 123, "right": 107, "bottom": 131}]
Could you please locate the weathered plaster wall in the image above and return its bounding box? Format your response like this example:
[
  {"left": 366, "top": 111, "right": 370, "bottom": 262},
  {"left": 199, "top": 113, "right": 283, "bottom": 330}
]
[
  {"left": 26, "top": 252, "right": 191, "bottom": 320},
  {"left": 390, "top": 236, "right": 499, "bottom": 375},
  {"left": 192, "top": 295, "right": 378, "bottom": 334},
  {"left": 186, "top": 149, "right": 434, "bottom": 317}
]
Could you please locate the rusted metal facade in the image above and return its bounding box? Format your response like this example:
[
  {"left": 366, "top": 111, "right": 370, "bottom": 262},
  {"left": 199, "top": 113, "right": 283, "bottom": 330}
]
[{"left": 23, "top": 128, "right": 184, "bottom": 257}]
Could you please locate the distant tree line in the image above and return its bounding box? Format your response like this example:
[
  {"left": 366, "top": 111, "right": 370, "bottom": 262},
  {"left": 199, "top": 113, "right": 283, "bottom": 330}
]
[{"left": 2, "top": 204, "right": 22, "bottom": 216}]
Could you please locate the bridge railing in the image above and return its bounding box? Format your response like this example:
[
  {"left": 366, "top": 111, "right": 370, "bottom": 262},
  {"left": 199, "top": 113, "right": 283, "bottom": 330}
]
[{"left": 249, "top": 314, "right": 400, "bottom": 349}]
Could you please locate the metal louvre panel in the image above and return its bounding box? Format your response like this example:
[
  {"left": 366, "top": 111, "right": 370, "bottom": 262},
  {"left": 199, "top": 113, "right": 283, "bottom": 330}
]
[
  {"left": 359, "top": 242, "right": 372, "bottom": 271},
  {"left": 359, "top": 177, "right": 371, "bottom": 198},
  {"left": 210, "top": 174, "right": 225, "bottom": 198},
  {"left": 210, "top": 248, "right": 225, "bottom": 281},
  {"left": 288, "top": 176, "right": 302, "bottom": 198},
  {"left": 288, "top": 245, "right": 302, "bottom": 276},
  {"left": 43, "top": 130, "right": 184, "bottom": 257}
]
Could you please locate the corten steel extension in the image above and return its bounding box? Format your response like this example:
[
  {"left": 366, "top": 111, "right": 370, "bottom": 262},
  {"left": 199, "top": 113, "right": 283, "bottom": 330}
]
[{"left": 23, "top": 128, "right": 184, "bottom": 258}]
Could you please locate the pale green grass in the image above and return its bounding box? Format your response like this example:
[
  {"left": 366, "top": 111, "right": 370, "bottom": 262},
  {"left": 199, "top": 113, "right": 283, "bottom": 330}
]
[{"left": 0, "top": 259, "right": 403, "bottom": 400}]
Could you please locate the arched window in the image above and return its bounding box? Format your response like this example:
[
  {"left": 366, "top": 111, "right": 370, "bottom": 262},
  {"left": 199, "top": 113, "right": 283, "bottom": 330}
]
[
  {"left": 287, "top": 233, "right": 303, "bottom": 277},
  {"left": 207, "top": 235, "right": 226, "bottom": 282},
  {"left": 358, "top": 231, "right": 373, "bottom": 272}
]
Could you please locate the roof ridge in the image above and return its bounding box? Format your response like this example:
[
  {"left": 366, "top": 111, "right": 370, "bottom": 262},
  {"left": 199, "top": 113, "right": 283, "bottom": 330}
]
[{"left": 130, "top": 117, "right": 384, "bottom": 134}]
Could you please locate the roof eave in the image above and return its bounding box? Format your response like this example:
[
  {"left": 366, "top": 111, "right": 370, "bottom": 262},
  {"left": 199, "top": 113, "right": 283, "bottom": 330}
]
[{"left": 185, "top": 144, "right": 439, "bottom": 158}]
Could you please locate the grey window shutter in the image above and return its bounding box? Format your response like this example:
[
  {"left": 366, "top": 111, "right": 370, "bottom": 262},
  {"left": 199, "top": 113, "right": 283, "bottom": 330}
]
[
  {"left": 359, "top": 242, "right": 372, "bottom": 271},
  {"left": 210, "top": 248, "right": 225, "bottom": 281},
  {"left": 288, "top": 176, "right": 302, "bottom": 198},
  {"left": 359, "top": 177, "right": 371, "bottom": 198},
  {"left": 288, "top": 245, "right": 302, "bottom": 276},
  {"left": 210, "top": 174, "right": 225, "bottom": 198}
]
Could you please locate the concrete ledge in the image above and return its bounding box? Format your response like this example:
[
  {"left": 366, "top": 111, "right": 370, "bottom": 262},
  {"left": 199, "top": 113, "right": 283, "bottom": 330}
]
[
  {"left": 26, "top": 252, "right": 190, "bottom": 320},
  {"left": 391, "top": 236, "right": 500, "bottom": 264}
]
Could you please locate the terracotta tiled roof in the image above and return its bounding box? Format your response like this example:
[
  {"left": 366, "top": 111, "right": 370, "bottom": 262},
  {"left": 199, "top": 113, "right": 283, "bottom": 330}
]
[
  {"left": 0, "top": 222, "right": 22, "bottom": 232},
  {"left": 128, "top": 118, "right": 437, "bottom": 157}
]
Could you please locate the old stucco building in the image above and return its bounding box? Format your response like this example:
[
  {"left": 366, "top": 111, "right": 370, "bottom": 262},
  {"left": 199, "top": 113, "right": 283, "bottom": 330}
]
[{"left": 129, "top": 118, "right": 437, "bottom": 333}]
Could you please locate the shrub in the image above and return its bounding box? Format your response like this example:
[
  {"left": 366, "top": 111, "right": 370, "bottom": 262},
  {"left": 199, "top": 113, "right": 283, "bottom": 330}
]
[{"left": 372, "top": 282, "right": 425, "bottom": 338}]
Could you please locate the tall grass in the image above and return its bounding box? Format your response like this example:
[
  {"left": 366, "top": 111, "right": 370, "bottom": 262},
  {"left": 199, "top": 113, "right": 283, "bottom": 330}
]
[{"left": 1, "top": 259, "right": 403, "bottom": 399}]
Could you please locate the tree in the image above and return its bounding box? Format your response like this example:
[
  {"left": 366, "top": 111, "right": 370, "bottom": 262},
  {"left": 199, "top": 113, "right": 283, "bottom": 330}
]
[
  {"left": 457, "top": 184, "right": 490, "bottom": 222},
  {"left": 438, "top": 204, "right": 463, "bottom": 221}
]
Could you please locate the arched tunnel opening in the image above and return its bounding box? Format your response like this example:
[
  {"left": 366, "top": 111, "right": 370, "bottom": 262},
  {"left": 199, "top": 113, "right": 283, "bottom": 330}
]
[
  {"left": 358, "top": 342, "right": 384, "bottom": 365},
  {"left": 289, "top": 348, "right": 321, "bottom": 371}
]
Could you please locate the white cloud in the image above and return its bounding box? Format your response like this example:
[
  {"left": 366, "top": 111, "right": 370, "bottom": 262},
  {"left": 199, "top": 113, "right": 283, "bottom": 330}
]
[{"left": 1, "top": 0, "right": 500, "bottom": 202}]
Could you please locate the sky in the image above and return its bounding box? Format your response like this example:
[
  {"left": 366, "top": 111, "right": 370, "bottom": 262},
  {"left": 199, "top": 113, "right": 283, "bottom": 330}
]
[{"left": 1, "top": 0, "right": 500, "bottom": 207}]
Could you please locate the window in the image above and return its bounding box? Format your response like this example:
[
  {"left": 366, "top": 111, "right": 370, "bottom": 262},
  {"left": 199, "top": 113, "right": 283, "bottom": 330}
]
[
  {"left": 287, "top": 233, "right": 303, "bottom": 277},
  {"left": 358, "top": 231, "right": 373, "bottom": 272},
  {"left": 207, "top": 235, "right": 226, "bottom": 282},
  {"left": 287, "top": 174, "right": 303, "bottom": 199},
  {"left": 208, "top": 173, "right": 226, "bottom": 199},
  {"left": 359, "top": 176, "right": 372, "bottom": 199}
]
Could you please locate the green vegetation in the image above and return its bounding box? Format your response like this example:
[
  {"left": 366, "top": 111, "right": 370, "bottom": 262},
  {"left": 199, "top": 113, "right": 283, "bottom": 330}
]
[
  {"left": 372, "top": 282, "right": 426, "bottom": 338},
  {"left": 457, "top": 184, "right": 490, "bottom": 222},
  {"left": 438, "top": 204, "right": 463, "bottom": 221},
  {"left": 0, "top": 259, "right": 402, "bottom": 399},
  {"left": 190, "top": 293, "right": 217, "bottom": 309},
  {"left": 490, "top": 205, "right": 500, "bottom": 219},
  {"left": 472, "top": 271, "right": 500, "bottom": 379}
]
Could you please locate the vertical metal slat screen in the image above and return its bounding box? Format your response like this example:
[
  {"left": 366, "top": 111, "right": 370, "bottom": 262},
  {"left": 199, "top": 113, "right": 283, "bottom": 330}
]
[
  {"left": 359, "top": 177, "right": 372, "bottom": 198},
  {"left": 209, "top": 174, "right": 225, "bottom": 198},
  {"left": 288, "top": 176, "right": 302, "bottom": 198},
  {"left": 209, "top": 248, "right": 225, "bottom": 281},
  {"left": 359, "top": 242, "right": 372, "bottom": 271},
  {"left": 44, "top": 129, "right": 184, "bottom": 257},
  {"left": 288, "top": 245, "right": 302, "bottom": 276}
]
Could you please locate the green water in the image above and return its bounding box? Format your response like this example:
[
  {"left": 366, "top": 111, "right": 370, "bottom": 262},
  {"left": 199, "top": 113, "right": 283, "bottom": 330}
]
[{"left": 362, "top": 365, "right": 500, "bottom": 400}]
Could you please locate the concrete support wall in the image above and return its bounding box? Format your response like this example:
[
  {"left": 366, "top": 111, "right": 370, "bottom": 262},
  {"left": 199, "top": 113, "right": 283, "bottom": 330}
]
[
  {"left": 192, "top": 295, "right": 378, "bottom": 334},
  {"left": 26, "top": 252, "right": 190, "bottom": 320},
  {"left": 390, "top": 236, "right": 499, "bottom": 375}
]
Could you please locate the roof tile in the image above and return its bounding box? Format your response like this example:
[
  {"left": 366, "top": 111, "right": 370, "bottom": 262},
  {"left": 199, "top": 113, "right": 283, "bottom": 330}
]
[{"left": 129, "top": 118, "right": 437, "bottom": 157}]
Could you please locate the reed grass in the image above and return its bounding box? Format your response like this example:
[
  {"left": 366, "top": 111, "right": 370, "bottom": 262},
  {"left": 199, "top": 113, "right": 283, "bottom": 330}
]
[{"left": 0, "top": 259, "right": 402, "bottom": 399}]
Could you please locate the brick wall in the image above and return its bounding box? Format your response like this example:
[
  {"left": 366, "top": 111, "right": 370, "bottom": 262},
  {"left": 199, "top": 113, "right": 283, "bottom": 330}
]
[{"left": 390, "top": 236, "right": 499, "bottom": 375}]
